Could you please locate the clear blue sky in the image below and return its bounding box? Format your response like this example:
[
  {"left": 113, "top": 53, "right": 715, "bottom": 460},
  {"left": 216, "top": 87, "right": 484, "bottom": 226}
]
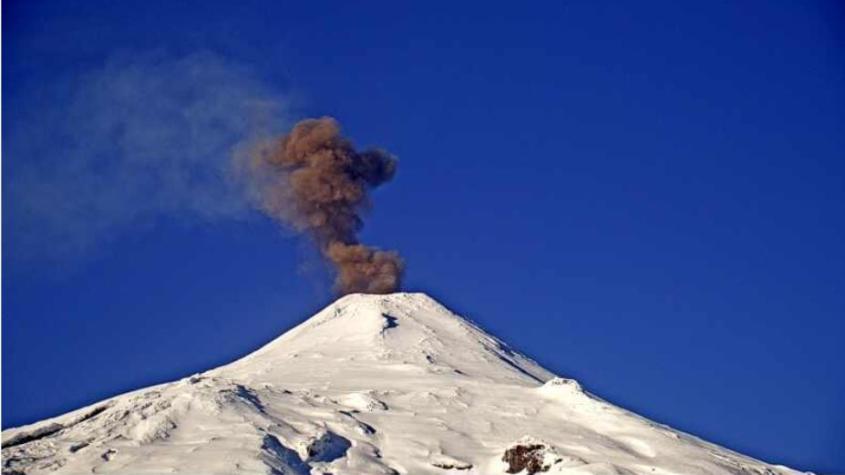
[{"left": 3, "top": 1, "right": 844, "bottom": 472}]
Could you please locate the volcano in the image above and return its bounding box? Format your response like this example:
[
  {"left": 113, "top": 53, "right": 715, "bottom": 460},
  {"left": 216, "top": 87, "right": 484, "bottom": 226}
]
[{"left": 2, "top": 293, "right": 805, "bottom": 474}]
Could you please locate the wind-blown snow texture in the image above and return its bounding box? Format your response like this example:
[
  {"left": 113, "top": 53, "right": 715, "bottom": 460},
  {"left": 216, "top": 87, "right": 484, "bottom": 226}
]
[{"left": 2, "top": 293, "right": 806, "bottom": 474}]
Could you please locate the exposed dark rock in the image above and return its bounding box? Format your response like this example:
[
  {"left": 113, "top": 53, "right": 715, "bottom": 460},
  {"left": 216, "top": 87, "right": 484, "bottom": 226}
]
[
  {"left": 502, "top": 443, "right": 549, "bottom": 474},
  {"left": 381, "top": 314, "right": 398, "bottom": 330},
  {"left": 73, "top": 405, "right": 109, "bottom": 425},
  {"left": 2, "top": 424, "right": 64, "bottom": 449},
  {"left": 432, "top": 461, "right": 473, "bottom": 470},
  {"left": 3, "top": 405, "right": 111, "bottom": 450},
  {"left": 68, "top": 441, "right": 90, "bottom": 453},
  {"left": 306, "top": 431, "right": 351, "bottom": 463},
  {"left": 234, "top": 385, "right": 265, "bottom": 412}
]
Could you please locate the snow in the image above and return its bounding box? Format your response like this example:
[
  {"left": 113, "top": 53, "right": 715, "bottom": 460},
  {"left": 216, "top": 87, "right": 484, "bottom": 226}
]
[{"left": 2, "top": 292, "right": 808, "bottom": 474}]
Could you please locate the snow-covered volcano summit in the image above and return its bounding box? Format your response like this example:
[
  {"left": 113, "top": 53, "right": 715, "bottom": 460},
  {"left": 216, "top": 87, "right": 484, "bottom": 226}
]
[{"left": 3, "top": 293, "right": 805, "bottom": 474}]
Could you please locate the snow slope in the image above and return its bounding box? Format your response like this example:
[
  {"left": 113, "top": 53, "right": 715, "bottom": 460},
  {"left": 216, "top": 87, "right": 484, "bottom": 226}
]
[{"left": 2, "top": 293, "right": 807, "bottom": 474}]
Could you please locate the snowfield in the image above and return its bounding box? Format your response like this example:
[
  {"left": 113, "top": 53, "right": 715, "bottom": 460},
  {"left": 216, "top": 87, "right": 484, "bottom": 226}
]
[{"left": 2, "top": 293, "right": 808, "bottom": 474}]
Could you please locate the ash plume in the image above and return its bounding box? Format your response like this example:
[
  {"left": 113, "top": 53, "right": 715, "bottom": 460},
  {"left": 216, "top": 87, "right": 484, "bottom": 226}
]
[{"left": 245, "top": 117, "right": 403, "bottom": 294}]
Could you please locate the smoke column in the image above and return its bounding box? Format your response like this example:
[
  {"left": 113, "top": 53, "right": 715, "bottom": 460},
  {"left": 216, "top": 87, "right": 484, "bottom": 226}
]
[{"left": 246, "top": 117, "right": 403, "bottom": 295}]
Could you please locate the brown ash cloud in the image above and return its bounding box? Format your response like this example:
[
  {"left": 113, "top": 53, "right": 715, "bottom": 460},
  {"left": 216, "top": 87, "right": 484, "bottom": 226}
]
[{"left": 244, "top": 117, "right": 403, "bottom": 294}]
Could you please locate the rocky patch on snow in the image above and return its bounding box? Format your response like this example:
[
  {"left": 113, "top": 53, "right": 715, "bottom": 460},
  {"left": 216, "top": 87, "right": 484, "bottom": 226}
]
[
  {"left": 431, "top": 454, "right": 473, "bottom": 471},
  {"left": 501, "top": 438, "right": 587, "bottom": 474}
]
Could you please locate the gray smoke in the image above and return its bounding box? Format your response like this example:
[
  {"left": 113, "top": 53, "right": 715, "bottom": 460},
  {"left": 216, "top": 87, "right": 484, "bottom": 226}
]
[{"left": 7, "top": 52, "right": 288, "bottom": 261}]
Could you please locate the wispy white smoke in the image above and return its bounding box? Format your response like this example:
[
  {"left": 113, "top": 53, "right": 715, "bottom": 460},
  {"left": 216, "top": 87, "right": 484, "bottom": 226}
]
[{"left": 6, "top": 52, "right": 290, "bottom": 261}]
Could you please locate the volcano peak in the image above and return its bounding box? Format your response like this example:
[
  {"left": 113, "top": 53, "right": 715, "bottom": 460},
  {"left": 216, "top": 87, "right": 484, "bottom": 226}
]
[{"left": 1, "top": 294, "right": 805, "bottom": 475}]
